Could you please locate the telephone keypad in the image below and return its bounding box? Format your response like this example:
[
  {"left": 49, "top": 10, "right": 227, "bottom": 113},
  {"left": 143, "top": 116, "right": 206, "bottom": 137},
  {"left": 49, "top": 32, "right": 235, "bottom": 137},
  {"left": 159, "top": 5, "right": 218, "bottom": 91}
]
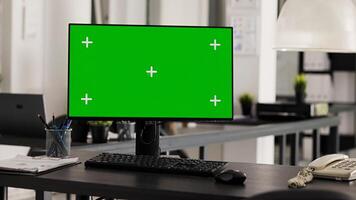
[{"left": 331, "top": 160, "right": 356, "bottom": 170}]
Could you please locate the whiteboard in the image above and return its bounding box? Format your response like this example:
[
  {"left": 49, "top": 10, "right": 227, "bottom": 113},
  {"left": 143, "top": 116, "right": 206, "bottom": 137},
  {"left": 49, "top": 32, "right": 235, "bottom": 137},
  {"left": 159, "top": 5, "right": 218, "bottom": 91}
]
[{"left": 231, "top": 15, "right": 257, "bottom": 55}]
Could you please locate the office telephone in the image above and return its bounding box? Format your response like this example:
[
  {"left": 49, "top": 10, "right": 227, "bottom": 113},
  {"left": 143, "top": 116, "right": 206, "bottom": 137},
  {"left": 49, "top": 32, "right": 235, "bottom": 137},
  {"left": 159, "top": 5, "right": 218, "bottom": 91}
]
[{"left": 309, "top": 154, "right": 356, "bottom": 181}]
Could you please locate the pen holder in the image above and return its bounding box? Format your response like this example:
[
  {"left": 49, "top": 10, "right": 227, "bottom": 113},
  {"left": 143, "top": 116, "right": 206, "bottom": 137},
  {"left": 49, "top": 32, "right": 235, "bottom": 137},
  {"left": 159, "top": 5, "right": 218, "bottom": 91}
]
[{"left": 46, "top": 129, "right": 72, "bottom": 158}]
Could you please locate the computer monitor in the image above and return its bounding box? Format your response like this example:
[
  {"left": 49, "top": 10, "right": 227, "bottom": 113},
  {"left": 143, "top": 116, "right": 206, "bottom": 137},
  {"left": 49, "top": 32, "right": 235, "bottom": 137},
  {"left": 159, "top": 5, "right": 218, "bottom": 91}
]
[{"left": 68, "top": 24, "right": 233, "bottom": 155}]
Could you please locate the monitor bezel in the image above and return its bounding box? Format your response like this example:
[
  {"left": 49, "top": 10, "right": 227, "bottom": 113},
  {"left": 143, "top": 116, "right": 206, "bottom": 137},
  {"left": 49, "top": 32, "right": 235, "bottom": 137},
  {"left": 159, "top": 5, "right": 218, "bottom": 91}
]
[{"left": 67, "top": 23, "right": 234, "bottom": 121}]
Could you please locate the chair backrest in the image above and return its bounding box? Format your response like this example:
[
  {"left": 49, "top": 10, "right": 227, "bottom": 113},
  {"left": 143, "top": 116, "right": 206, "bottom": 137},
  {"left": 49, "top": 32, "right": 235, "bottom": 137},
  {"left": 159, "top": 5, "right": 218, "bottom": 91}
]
[
  {"left": 0, "top": 93, "right": 45, "bottom": 138},
  {"left": 248, "top": 190, "right": 353, "bottom": 200}
]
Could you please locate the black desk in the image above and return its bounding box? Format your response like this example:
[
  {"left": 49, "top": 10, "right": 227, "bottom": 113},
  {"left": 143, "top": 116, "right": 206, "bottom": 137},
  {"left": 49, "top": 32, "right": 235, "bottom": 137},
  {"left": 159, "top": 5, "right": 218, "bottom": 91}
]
[{"left": 0, "top": 151, "right": 356, "bottom": 200}]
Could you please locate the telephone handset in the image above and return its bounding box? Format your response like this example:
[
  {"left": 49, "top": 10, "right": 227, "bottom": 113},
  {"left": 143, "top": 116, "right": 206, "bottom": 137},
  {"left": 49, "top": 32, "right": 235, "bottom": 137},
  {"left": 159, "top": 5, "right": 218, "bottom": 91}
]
[{"left": 309, "top": 154, "right": 356, "bottom": 181}]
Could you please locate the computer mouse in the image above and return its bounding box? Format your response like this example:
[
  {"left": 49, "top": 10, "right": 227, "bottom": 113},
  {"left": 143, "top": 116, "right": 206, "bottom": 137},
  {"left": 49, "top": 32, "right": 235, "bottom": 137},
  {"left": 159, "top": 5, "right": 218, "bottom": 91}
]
[{"left": 214, "top": 169, "right": 246, "bottom": 185}]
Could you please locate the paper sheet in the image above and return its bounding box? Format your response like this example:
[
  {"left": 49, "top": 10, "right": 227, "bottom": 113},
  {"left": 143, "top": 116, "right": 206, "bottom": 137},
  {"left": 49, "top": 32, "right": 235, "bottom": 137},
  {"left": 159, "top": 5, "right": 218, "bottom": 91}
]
[{"left": 0, "top": 145, "right": 30, "bottom": 161}]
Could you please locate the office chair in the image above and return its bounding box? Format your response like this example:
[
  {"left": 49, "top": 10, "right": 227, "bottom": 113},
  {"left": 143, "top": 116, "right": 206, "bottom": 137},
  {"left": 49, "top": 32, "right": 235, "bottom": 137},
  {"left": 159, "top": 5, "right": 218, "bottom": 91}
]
[{"left": 248, "top": 190, "right": 352, "bottom": 200}]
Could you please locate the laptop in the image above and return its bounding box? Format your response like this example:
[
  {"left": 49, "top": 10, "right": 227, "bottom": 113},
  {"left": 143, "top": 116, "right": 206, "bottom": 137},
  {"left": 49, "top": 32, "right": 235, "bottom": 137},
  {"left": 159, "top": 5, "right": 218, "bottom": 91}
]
[{"left": 0, "top": 93, "right": 45, "bottom": 138}]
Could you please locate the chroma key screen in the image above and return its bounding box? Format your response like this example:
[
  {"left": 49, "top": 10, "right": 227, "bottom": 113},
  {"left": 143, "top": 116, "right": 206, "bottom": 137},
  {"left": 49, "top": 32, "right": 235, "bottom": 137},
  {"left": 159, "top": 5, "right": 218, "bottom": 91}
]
[{"left": 68, "top": 24, "right": 233, "bottom": 119}]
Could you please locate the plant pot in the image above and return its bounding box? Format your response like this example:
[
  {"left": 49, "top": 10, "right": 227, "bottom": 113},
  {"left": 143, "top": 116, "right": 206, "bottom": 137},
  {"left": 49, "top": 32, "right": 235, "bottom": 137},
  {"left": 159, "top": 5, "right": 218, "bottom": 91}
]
[
  {"left": 90, "top": 125, "right": 109, "bottom": 143},
  {"left": 71, "top": 120, "right": 89, "bottom": 143},
  {"left": 241, "top": 102, "right": 252, "bottom": 116},
  {"left": 295, "top": 89, "right": 306, "bottom": 105}
]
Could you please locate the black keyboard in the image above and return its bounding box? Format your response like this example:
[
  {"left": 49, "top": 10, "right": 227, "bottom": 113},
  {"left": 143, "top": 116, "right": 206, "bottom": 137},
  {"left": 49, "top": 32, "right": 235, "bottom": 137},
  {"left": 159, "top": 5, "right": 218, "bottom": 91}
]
[{"left": 85, "top": 153, "right": 227, "bottom": 177}]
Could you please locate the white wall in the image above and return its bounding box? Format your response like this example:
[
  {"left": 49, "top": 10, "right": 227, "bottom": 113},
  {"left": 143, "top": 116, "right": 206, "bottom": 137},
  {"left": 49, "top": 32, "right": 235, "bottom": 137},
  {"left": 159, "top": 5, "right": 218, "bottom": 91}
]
[
  {"left": 255, "top": 0, "right": 277, "bottom": 164},
  {"left": 276, "top": 52, "right": 299, "bottom": 96},
  {"left": 109, "top": 0, "right": 147, "bottom": 24},
  {"left": 258, "top": 1, "right": 277, "bottom": 103},
  {"left": 149, "top": 0, "right": 209, "bottom": 25},
  {"left": 43, "top": 0, "right": 91, "bottom": 121},
  {"left": 0, "top": 0, "right": 44, "bottom": 94}
]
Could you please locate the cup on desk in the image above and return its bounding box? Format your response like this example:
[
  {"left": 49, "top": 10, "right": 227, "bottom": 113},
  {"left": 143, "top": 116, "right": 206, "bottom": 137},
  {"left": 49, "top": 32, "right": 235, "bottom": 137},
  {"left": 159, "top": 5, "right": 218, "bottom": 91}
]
[{"left": 45, "top": 129, "right": 72, "bottom": 158}]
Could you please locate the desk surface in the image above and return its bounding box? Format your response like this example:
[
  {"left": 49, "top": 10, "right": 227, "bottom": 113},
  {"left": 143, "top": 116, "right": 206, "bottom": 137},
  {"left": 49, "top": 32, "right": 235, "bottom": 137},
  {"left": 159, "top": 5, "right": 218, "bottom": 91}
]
[{"left": 0, "top": 151, "right": 355, "bottom": 200}]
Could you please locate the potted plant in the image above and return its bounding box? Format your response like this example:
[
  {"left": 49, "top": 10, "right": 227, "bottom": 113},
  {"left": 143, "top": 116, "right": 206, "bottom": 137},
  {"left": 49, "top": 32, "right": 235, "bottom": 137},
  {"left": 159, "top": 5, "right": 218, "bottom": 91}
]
[
  {"left": 239, "top": 93, "right": 254, "bottom": 116},
  {"left": 88, "top": 121, "right": 112, "bottom": 143},
  {"left": 294, "top": 74, "right": 307, "bottom": 104}
]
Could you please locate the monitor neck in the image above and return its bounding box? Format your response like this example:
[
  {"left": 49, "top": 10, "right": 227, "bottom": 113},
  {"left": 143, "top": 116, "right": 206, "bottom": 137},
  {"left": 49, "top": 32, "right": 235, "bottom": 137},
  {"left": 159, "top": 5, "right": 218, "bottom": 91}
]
[{"left": 135, "top": 121, "right": 160, "bottom": 157}]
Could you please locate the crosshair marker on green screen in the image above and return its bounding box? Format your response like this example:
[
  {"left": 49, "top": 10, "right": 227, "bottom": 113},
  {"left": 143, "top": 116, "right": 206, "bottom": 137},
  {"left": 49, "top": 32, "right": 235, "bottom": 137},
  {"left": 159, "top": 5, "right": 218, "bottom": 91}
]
[{"left": 68, "top": 24, "right": 233, "bottom": 119}]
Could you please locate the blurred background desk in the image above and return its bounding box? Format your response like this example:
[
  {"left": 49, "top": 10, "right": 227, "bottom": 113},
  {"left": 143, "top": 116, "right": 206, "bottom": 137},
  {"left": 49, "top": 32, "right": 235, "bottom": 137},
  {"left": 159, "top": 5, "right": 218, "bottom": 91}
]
[{"left": 74, "top": 116, "right": 340, "bottom": 166}]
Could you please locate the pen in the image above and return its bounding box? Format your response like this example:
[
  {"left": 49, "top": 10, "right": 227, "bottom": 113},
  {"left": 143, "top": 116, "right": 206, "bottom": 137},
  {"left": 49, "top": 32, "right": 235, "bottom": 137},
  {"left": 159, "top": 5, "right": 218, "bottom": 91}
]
[
  {"left": 59, "top": 117, "right": 68, "bottom": 129},
  {"left": 65, "top": 120, "right": 72, "bottom": 129},
  {"left": 52, "top": 113, "right": 56, "bottom": 129},
  {"left": 37, "top": 114, "right": 50, "bottom": 129}
]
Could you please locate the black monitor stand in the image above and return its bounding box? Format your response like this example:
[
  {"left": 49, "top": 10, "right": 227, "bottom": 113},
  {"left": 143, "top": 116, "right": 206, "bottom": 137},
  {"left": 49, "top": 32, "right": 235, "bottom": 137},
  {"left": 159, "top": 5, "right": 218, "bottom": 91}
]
[{"left": 135, "top": 121, "right": 160, "bottom": 157}]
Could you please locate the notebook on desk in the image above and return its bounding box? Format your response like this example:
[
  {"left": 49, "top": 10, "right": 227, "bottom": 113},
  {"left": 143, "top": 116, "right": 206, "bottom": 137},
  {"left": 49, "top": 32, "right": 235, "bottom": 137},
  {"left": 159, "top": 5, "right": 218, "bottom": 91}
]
[{"left": 0, "top": 155, "right": 79, "bottom": 175}]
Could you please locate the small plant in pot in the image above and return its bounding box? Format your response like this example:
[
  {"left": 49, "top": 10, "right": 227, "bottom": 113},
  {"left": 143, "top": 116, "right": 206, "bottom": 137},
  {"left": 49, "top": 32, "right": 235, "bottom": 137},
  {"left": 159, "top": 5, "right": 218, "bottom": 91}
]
[
  {"left": 294, "top": 74, "right": 307, "bottom": 104},
  {"left": 239, "top": 93, "right": 253, "bottom": 116},
  {"left": 88, "top": 121, "right": 112, "bottom": 143}
]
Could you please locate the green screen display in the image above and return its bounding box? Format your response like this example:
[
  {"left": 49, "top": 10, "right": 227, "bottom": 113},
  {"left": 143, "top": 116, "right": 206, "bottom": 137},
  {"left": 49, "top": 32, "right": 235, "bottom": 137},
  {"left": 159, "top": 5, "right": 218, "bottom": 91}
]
[{"left": 68, "top": 24, "right": 233, "bottom": 119}]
